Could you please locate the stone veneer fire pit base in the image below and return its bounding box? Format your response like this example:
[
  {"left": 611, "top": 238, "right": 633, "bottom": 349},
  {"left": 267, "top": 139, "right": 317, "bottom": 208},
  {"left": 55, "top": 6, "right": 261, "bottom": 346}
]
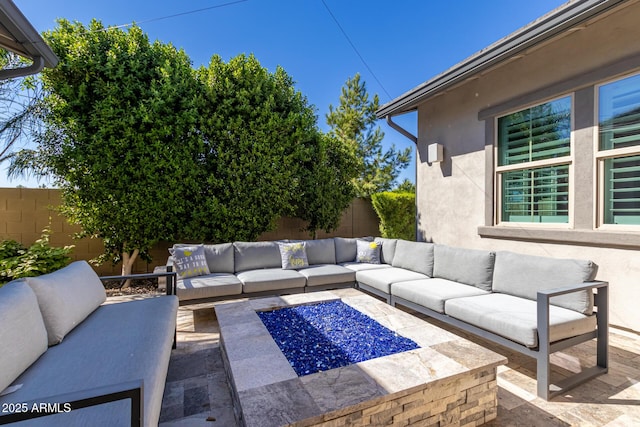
[{"left": 216, "top": 289, "right": 507, "bottom": 427}]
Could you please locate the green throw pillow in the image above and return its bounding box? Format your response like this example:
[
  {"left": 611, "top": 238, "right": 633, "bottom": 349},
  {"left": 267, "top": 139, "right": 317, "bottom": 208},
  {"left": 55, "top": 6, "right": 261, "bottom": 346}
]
[
  {"left": 278, "top": 242, "right": 309, "bottom": 270},
  {"left": 356, "top": 240, "right": 381, "bottom": 264},
  {"left": 169, "top": 245, "right": 210, "bottom": 279}
]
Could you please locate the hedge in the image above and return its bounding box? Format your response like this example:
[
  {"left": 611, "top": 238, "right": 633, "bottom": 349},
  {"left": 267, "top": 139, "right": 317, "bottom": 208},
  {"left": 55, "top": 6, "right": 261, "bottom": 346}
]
[{"left": 371, "top": 192, "right": 415, "bottom": 241}]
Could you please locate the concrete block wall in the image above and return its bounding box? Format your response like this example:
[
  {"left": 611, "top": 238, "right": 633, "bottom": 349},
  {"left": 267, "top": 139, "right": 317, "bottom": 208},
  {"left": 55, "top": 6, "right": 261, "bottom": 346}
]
[{"left": 0, "top": 188, "right": 381, "bottom": 275}]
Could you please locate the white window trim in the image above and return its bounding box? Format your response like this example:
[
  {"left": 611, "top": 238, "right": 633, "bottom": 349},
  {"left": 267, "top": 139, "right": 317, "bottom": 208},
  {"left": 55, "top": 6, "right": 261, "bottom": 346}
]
[{"left": 494, "top": 94, "right": 575, "bottom": 228}]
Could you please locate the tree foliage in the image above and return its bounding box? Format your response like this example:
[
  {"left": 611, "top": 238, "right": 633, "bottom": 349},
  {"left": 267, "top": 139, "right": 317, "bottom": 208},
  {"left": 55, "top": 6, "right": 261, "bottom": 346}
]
[
  {"left": 371, "top": 191, "right": 415, "bottom": 241},
  {"left": 13, "top": 19, "right": 204, "bottom": 277},
  {"left": 326, "top": 73, "right": 411, "bottom": 197}
]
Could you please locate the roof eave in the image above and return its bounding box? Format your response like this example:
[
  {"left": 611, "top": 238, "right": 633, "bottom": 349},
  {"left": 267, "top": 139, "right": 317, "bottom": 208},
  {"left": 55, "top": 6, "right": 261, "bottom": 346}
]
[{"left": 376, "top": 0, "right": 626, "bottom": 118}]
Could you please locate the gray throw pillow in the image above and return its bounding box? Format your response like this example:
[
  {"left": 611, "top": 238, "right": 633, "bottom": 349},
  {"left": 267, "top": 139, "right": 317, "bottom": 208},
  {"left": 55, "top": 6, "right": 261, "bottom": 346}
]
[
  {"left": 169, "top": 245, "right": 211, "bottom": 279},
  {"left": 278, "top": 242, "right": 309, "bottom": 270},
  {"left": 356, "top": 240, "right": 381, "bottom": 264}
]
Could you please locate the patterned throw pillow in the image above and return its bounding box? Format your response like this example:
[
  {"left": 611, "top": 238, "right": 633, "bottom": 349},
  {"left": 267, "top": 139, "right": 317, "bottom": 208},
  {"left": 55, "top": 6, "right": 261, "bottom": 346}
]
[
  {"left": 169, "top": 245, "right": 211, "bottom": 279},
  {"left": 356, "top": 240, "right": 381, "bottom": 264},
  {"left": 278, "top": 242, "right": 309, "bottom": 270}
]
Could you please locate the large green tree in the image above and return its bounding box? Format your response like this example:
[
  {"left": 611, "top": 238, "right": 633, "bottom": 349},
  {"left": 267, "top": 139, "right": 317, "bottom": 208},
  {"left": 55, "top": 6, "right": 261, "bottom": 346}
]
[
  {"left": 11, "top": 19, "right": 204, "bottom": 278},
  {"left": 192, "top": 54, "right": 352, "bottom": 242},
  {"left": 326, "top": 73, "right": 411, "bottom": 197}
]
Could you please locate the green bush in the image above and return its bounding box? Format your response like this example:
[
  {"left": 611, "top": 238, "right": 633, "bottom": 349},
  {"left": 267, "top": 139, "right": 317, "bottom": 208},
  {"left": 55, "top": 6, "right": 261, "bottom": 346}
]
[
  {"left": 371, "top": 192, "right": 416, "bottom": 241},
  {"left": 0, "top": 227, "right": 74, "bottom": 286}
]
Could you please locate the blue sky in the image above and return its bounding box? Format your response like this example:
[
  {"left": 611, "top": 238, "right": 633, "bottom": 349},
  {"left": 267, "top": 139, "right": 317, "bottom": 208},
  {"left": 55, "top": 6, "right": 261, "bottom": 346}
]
[{"left": 4, "top": 0, "right": 566, "bottom": 187}]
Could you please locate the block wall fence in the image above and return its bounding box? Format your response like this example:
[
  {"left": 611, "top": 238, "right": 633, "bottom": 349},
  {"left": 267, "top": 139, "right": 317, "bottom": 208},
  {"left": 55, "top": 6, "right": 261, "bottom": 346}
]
[{"left": 0, "top": 188, "right": 380, "bottom": 275}]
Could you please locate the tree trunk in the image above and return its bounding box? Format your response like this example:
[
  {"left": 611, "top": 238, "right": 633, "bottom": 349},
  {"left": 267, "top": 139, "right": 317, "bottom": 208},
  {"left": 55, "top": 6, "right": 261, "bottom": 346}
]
[{"left": 120, "top": 248, "right": 139, "bottom": 289}]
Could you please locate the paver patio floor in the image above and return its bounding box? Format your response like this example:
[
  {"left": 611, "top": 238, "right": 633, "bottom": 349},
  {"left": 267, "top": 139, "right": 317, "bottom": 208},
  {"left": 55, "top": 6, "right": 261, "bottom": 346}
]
[{"left": 149, "top": 295, "right": 640, "bottom": 427}]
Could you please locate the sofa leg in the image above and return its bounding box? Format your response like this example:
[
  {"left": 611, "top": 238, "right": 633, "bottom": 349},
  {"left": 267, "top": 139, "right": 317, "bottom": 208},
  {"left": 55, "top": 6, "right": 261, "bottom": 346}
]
[{"left": 172, "top": 329, "right": 177, "bottom": 350}]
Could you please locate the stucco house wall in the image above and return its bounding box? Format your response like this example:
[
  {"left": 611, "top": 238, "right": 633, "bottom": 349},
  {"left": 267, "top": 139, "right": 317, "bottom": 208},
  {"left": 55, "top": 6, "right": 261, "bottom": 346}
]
[{"left": 414, "top": 1, "right": 640, "bottom": 332}]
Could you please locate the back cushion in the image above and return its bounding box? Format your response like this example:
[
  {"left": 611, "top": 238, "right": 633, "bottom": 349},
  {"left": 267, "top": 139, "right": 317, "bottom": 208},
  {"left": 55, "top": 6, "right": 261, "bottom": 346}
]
[
  {"left": 26, "top": 261, "right": 107, "bottom": 346},
  {"left": 391, "top": 240, "right": 434, "bottom": 277},
  {"left": 492, "top": 251, "right": 597, "bottom": 314},
  {"left": 433, "top": 245, "right": 495, "bottom": 291},
  {"left": 334, "top": 237, "right": 373, "bottom": 263},
  {"left": 233, "top": 241, "right": 282, "bottom": 272},
  {"left": 203, "top": 243, "right": 235, "bottom": 273},
  {"left": 375, "top": 238, "right": 398, "bottom": 265},
  {"left": 0, "top": 281, "right": 48, "bottom": 393},
  {"left": 304, "top": 238, "right": 336, "bottom": 265}
]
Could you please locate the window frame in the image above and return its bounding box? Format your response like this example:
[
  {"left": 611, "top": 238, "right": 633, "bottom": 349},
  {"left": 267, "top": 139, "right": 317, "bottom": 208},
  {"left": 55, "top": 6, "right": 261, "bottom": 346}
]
[
  {"left": 494, "top": 94, "right": 575, "bottom": 228},
  {"left": 595, "top": 71, "right": 640, "bottom": 230}
]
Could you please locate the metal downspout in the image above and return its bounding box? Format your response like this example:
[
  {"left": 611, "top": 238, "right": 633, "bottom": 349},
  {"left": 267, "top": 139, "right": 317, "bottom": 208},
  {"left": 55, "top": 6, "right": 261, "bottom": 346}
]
[
  {"left": 0, "top": 56, "right": 44, "bottom": 80},
  {"left": 385, "top": 114, "right": 420, "bottom": 241}
]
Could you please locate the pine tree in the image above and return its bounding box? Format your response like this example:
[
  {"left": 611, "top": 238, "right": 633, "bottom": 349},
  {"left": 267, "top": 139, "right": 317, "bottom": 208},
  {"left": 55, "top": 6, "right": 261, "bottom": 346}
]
[{"left": 326, "top": 73, "right": 411, "bottom": 197}]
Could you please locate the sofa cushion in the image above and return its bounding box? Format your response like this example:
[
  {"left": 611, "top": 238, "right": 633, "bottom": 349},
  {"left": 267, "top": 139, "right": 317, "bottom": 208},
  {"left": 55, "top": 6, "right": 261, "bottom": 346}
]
[
  {"left": 177, "top": 273, "right": 243, "bottom": 301},
  {"left": 375, "top": 238, "right": 398, "bottom": 265},
  {"left": 340, "top": 262, "right": 392, "bottom": 272},
  {"left": 173, "top": 243, "right": 234, "bottom": 274},
  {"left": 278, "top": 242, "right": 309, "bottom": 269},
  {"left": 356, "top": 240, "right": 381, "bottom": 264},
  {"left": 0, "top": 281, "right": 48, "bottom": 394},
  {"left": 25, "top": 261, "right": 107, "bottom": 346},
  {"left": 237, "top": 268, "right": 306, "bottom": 293},
  {"left": 391, "top": 240, "right": 434, "bottom": 277},
  {"left": 356, "top": 267, "right": 428, "bottom": 294},
  {"left": 169, "top": 245, "right": 211, "bottom": 279},
  {"left": 444, "top": 294, "right": 597, "bottom": 348},
  {"left": 234, "top": 241, "right": 282, "bottom": 272},
  {"left": 0, "top": 295, "right": 178, "bottom": 426},
  {"left": 298, "top": 264, "right": 356, "bottom": 287},
  {"left": 334, "top": 237, "right": 373, "bottom": 263},
  {"left": 392, "top": 278, "right": 489, "bottom": 313},
  {"left": 433, "top": 245, "right": 495, "bottom": 291},
  {"left": 304, "top": 238, "right": 337, "bottom": 265},
  {"left": 492, "top": 251, "right": 596, "bottom": 314}
]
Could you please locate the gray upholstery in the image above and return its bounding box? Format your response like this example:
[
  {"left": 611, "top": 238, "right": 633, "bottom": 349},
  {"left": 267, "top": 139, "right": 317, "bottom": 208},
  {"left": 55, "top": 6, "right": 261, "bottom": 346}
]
[
  {"left": 445, "top": 294, "right": 597, "bottom": 348},
  {"left": 177, "top": 273, "right": 243, "bottom": 301},
  {"left": 340, "top": 262, "right": 392, "bottom": 272},
  {"left": 392, "top": 278, "right": 489, "bottom": 313},
  {"left": 493, "top": 251, "right": 596, "bottom": 314},
  {"left": 391, "top": 240, "right": 434, "bottom": 277},
  {"left": 203, "top": 243, "right": 235, "bottom": 273},
  {"left": 356, "top": 267, "right": 428, "bottom": 294},
  {"left": 298, "top": 264, "right": 356, "bottom": 287},
  {"left": 233, "top": 241, "right": 282, "bottom": 272},
  {"left": 304, "top": 238, "right": 337, "bottom": 265},
  {"left": 0, "top": 296, "right": 178, "bottom": 427},
  {"left": 333, "top": 237, "right": 372, "bottom": 263},
  {"left": 25, "top": 261, "right": 107, "bottom": 346},
  {"left": 433, "top": 245, "right": 495, "bottom": 291},
  {"left": 0, "top": 281, "right": 48, "bottom": 394},
  {"left": 375, "top": 238, "right": 398, "bottom": 265},
  {"left": 237, "top": 268, "right": 306, "bottom": 293}
]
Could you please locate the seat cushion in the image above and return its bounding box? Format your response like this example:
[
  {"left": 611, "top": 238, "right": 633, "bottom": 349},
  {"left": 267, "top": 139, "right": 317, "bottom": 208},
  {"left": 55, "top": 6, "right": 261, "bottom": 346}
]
[
  {"left": 433, "top": 245, "right": 495, "bottom": 291},
  {"left": 298, "top": 264, "right": 356, "bottom": 287},
  {"left": 392, "top": 278, "right": 489, "bottom": 313},
  {"left": 0, "top": 281, "right": 48, "bottom": 394},
  {"left": 0, "top": 295, "right": 178, "bottom": 427},
  {"left": 356, "top": 267, "right": 428, "bottom": 294},
  {"left": 492, "top": 251, "right": 597, "bottom": 314},
  {"left": 444, "top": 294, "right": 597, "bottom": 348},
  {"left": 391, "top": 240, "right": 434, "bottom": 276},
  {"left": 340, "top": 262, "right": 392, "bottom": 272},
  {"left": 233, "top": 241, "right": 282, "bottom": 272},
  {"left": 237, "top": 268, "right": 306, "bottom": 293},
  {"left": 25, "top": 261, "right": 107, "bottom": 346},
  {"left": 177, "top": 273, "right": 243, "bottom": 301}
]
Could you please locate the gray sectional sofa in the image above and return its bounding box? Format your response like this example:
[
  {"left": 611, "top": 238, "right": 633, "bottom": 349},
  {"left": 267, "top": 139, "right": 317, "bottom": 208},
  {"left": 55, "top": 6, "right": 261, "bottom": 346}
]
[
  {"left": 168, "top": 237, "right": 608, "bottom": 399},
  {"left": 0, "top": 261, "right": 178, "bottom": 426}
]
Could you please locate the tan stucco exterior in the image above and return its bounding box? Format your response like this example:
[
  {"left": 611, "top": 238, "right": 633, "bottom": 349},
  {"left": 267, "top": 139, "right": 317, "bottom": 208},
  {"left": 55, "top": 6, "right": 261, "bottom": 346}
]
[{"left": 413, "top": 1, "right": 640, "bottom": 332}]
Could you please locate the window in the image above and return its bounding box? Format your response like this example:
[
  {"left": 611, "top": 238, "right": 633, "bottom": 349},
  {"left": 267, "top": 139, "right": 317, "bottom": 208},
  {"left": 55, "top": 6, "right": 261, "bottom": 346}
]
[
  {"left": 496, "top": 97, "right": 572, "bottom": 223},
  {"left": 597, "top": 73, "right": 640, "bottom": 226}
]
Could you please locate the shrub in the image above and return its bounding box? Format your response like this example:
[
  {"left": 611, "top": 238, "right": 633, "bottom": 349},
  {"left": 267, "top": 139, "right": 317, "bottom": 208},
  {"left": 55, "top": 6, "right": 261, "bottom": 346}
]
[
  {"left": 371, "top": 192, "right": 416, "bottom": 241},
  {"left": 0, "top": 226, "right": 74, "bottom": 286}
]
